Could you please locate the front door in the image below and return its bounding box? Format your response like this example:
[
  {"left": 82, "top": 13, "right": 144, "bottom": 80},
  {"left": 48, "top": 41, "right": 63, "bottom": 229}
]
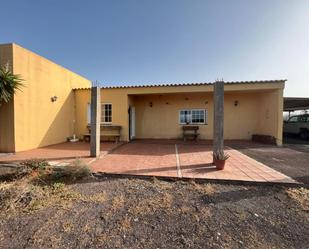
[{"left": 129, "top": 106, "right": 136, "bottom": 140}]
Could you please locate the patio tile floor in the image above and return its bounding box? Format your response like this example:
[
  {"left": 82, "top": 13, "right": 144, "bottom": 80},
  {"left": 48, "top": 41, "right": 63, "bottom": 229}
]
[
  {"left": 0, "top": 141, "right": 299, "bottom": 184},
  {"left": 91, "top": 143, "right": 178, "bottom": 177},
  {"left": 92, "top": 141, "right": 298, "bottom": 184},
  {"left": 0, "top": 142, "right": 120, "bottom": 165}
]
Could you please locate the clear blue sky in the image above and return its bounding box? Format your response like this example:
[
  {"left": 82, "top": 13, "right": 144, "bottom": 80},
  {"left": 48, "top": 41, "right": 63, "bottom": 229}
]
[{"left": 1, "top": 0, "right": 308, "bottom": 96}]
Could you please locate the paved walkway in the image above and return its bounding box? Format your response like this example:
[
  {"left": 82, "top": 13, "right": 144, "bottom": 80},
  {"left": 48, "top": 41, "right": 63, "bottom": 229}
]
[
  {"left": 0, "top": 141, "right": 298, "bottom": 184},
  {"left": 0, "top": 142, "right": 120, "bottom": 166},
  {"left": 229, "top": 140, "right": 309, "bottom": 184},
  {"left": 91, "top": 141, "right": 298, "bottom": 184}
]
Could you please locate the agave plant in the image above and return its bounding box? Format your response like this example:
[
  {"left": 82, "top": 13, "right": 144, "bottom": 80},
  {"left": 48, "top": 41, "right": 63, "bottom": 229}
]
[
  {"left": 0, "top": 65, "right": 23, "bottom": 105},
  {"left": 213, "top": 151, "right": 230, "bottom": 160}
]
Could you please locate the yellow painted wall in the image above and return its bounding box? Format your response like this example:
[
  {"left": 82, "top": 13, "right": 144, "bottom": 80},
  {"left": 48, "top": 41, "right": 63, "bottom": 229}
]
[
  {"left": 0, "top": 44, "right": 15, "bottom": 152},
  {"left": 134, "top": 93, "right": 212, "bottom": 139},
  {"left": 74, "top": 88, "right": 130, "bottom": 140},
  {"left": 74, "top": 82, "right": 284, "bottom": 144},
  {"left": 11, "top": 44, "right": 91, "bottom": 152},
  {"left": 0, "top": 43, "right": 285, "bottom": 152},
  {"left": 133, "top": 92, "right": 261, "bottom": 140},
  {"left": 256, "top": 89, "right": 284, "bottom": 145},
  {"left": 74, "top": 89, "right": 90, "bottom": 137}
]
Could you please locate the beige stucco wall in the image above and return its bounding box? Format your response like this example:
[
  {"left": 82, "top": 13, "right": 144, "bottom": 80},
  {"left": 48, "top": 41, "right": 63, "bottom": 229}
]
[
  {"left": 74, "top": 82, "right": 285, "bottom": 145},
  {"left": 6, "top": 43, "right": 91, "bottom": 152},
  {"left": 0, "top": 44, "right": 15, "bottom": 152}
]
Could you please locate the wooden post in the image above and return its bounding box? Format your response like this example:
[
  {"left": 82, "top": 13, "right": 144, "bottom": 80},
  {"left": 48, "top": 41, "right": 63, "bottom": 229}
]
[
  {"left": 90, "top": 86, "right": 101, "bottom": 157},
  {"left": 213, "top": 80, "right": 224, "bottom": 157}
]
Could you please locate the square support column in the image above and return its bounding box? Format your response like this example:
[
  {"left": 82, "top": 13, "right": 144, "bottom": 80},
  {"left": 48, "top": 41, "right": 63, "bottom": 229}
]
[
  {"left": 213, "top": 81, "right": 224, "bottom": 156},
  {"left": 90, "top": 86, "right": 101, "bottom": 157}
]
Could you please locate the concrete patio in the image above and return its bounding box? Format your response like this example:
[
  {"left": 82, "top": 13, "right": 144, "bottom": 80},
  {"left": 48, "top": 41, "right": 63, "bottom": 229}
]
[{"left": 0, "top": 140, "right": 298, "bottom": 184}]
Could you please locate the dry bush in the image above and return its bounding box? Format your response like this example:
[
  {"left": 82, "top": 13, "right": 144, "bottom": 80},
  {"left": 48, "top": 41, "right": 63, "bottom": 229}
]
[
  {"left": 129, "top": 192, "right": 173, "bottom": 216},
  {"left": 62, "top": 221, "right": 74, "bottom": 233},
  {"left": 0, "top": 164, "right": 30, "bottom": 181},
  {"left": 84, "top": 192, "right": 106, "bottom": 203},
  {"left": 0, "top": 178, "right": 82, "bottom": 216},
  {"left": 235, "top": 210, "right": 248, "bottom": 222},
  {"left": 21, "top": 159, "right": 49, "bottom": 171},
  {"left": 179, "top": 205, "right": 191, "bottom": 215},
  {"left": 111, "top": 195, "right": 125, "bottom": 210},
  {"left": 95, "top": 233, "right": 108, "bottom": 244},
  {"left": 118, "top": 216, "right": 131, "bottom": 232},
  {"left": 286, "top": 187, "right": 309, "bottom": 211},
  {"left": 55, "top": 159, "right": 91, "bottom": 179},
  {"left": 2, "top": 158, "right": 92, "bottom": 184},
  {"left": 0, "top": 160, "right": 49, "bottom": 182},
  {"left": 152, "top": 177, "right": 173, "bottom": 190},
  {"left": 68, "top": 159, "right": 92, "bottom": 178},
  {"left": 39, "top": 159, "right": 92, "bottom": 183},
  {"left": 0, "top": 159, "right": 99, "bottom": 217},
  {"left": 190, "top": 180, "right": 215, "bottom": 195}
]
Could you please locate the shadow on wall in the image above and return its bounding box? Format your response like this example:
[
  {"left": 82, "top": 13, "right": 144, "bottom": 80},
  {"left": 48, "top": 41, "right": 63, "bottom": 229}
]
[{"left": 0, "top": 101, "right": 15, "bottom": 152}]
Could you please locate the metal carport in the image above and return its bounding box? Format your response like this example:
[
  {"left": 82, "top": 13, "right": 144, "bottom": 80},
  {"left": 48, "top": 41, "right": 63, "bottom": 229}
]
[{"left": 284, "top": 97, "right": 309, "bottom": 111}]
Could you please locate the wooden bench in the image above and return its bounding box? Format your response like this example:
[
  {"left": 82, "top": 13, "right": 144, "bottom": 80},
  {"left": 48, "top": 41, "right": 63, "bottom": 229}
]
[
  {"left": 182, "top": 125, "right": 199, "bottom": 141},
  {"left": 84, "top": 125, "right": 122, "bottom": 143}
]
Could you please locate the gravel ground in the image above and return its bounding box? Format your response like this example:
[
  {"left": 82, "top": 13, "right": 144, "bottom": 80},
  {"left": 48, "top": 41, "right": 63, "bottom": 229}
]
[{"left": 0, "top": 175, "right": 308, "bottom": 249}]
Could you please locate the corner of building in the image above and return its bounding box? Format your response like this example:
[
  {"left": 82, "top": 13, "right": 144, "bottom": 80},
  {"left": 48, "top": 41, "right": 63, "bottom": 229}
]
[
  {"left": 9, "top": 43, "right": 91, "bottom": 152},
  {"left": 0, "top": 43, "right": 16, "bottom": 152}
]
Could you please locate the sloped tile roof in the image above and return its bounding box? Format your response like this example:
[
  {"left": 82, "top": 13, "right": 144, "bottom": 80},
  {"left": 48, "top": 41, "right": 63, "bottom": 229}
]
[{"left": 73, "top": 79, "right": 286, "bottom": 90}]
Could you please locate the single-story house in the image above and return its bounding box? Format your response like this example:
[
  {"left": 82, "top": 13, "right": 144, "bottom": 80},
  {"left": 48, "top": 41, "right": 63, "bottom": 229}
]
[{"left": 0, "top": 43, "right": 285, "bottom": 152}]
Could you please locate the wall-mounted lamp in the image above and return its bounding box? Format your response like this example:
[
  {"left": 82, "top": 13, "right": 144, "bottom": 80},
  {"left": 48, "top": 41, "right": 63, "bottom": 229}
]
[
  {"left": 51, "top": 96, "right": 58, "bottom": 102},
  {"left": 234, "top": 100, "right": 239, "bottom": 107},
  {"left": 149, "top": 101, "right": 153, "bottom": 107}
]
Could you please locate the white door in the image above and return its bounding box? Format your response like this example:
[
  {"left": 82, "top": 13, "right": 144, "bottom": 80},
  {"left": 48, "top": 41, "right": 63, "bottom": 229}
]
[{"left": 130, "top": 106, "right": 136, "bottom": 139}]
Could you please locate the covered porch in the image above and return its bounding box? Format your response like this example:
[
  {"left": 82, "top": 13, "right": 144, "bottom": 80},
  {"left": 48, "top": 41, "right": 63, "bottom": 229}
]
[{"left": 127, "top": 88, "right": 281, "bottom": 142}]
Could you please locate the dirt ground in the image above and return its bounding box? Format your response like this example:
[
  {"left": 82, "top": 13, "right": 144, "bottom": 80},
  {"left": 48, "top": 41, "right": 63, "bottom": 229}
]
[{"left": 0, "top": 174, "right": 308, "bottom": 249}]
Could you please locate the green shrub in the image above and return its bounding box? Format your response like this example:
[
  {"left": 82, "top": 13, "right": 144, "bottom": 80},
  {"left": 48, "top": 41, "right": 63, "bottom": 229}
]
[
  {"left": 51, "top": 182, "right": 65, "bottom": 193},
  {"left": 213, "top": 151, "right": 230, "bottom": 160}
]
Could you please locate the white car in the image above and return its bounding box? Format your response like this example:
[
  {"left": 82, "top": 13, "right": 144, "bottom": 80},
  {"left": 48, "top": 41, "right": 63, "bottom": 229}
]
[{"left": 283, "top": 114, "right": 309, "bottom": 139}]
